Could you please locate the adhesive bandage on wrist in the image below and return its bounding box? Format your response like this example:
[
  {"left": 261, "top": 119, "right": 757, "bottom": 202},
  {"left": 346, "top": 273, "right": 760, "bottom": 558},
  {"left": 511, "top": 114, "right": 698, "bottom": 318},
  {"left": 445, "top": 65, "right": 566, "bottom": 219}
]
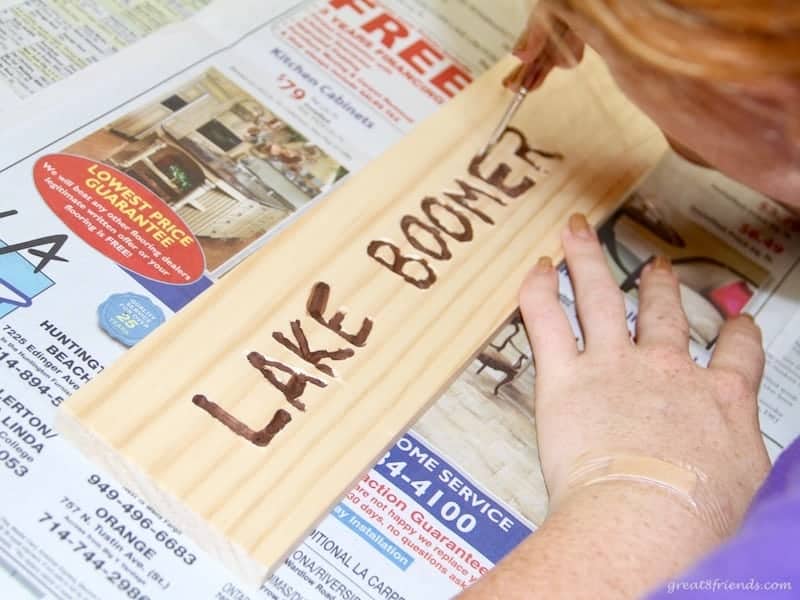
[{"left": 555, "top": 452, "right": 732, "bottom": 538}]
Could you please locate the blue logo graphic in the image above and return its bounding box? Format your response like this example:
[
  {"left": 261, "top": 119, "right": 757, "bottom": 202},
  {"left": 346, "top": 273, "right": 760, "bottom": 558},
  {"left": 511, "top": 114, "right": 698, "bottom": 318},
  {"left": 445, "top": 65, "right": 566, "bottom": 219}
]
[
  {"left": 0, "top": 239, "right": 55, "bottom": 319},
  {"left": 98, "top": 293, "right": 166, "bottom": 347}
]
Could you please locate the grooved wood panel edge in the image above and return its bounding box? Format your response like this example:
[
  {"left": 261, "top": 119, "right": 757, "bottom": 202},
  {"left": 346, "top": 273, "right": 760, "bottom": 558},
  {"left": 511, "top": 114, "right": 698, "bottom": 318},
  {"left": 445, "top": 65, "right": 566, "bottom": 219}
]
[
  {"left": 58, "top": 51, "right": 666, "bottom": 584},
  {"left": 58, "top": 409, "right": 266, "bottom": 582}
]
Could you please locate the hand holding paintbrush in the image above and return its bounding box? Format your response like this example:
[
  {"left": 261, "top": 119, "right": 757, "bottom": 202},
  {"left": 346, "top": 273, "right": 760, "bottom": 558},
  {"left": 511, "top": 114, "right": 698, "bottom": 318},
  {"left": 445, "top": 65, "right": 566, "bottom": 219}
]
[{"left": 481, "top": 7, "right": 585, "bottom": 156}]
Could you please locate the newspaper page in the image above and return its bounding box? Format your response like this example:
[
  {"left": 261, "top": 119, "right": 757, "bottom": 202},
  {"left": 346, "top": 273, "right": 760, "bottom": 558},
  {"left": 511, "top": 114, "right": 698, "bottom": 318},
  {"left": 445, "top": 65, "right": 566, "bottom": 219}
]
[
  {"left": 0, "top": 0, "right": 215, "bottom": 110},
  {"left": 3, "top": 1, "right": 800, "bottom": 600},
  {"left": 0, "top": 1, "right": 536, "bottom": 599}
]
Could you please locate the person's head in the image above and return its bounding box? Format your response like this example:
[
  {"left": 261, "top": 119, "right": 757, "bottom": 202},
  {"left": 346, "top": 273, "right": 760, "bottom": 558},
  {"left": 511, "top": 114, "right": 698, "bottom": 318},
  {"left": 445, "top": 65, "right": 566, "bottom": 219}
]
[{"left": 536, "top": 1, "right": 800, "bottom": 206}]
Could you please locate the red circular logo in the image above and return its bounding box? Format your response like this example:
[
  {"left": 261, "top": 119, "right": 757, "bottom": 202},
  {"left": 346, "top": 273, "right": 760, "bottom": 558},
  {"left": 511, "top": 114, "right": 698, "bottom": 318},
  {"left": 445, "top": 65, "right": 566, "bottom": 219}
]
[{"left": 34, "top": 154, "right": 205, "bottom": 285}]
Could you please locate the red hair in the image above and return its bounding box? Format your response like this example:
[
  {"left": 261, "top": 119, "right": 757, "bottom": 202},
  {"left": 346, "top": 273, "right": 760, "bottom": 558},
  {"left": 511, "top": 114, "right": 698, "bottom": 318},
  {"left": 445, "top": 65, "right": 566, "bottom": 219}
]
[{"left": 543, "top": 0, "right": 800, "bottom": 82}]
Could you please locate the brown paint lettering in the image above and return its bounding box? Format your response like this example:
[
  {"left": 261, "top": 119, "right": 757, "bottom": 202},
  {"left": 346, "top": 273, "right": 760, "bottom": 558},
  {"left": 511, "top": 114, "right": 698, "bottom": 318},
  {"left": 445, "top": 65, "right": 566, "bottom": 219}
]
[
  {"left": 401, "top": 215, "right": 451, "bottom": 260},
  {"left": 443, "top": 179, "right": 506, "bottom": 225},
  {"left": 247, "top": 351, "right": 326, "bottom": 412},
  {"left": 367, "top": 240, "right": 437, "bottom": 289},
  {"left": 421, "top": 197, "right": 473, "bottom": 242},
  {"left": 273, "top": 320, "right": 354, "bottom": 377},
  {"left": 192, "top": 395, "right": 291, "bottom": 447},
  {"left": 306, "top": 282, "right": 373, "bottom": 347},
  {"left": 468, "top": 156, "right": 529, "bottom": 198},
  {"left": 504, "top": 127, "right": 564, "bottom": 165},
  {"left": 469, "top": 127, "right": 563, "bottom": 198}
]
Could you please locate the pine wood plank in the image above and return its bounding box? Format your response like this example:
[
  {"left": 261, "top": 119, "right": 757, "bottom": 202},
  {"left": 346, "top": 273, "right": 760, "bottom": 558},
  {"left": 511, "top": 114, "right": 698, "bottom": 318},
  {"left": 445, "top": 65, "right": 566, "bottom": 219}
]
[{"left": 58, "top": 51, "right": 666, "bottom": 584}]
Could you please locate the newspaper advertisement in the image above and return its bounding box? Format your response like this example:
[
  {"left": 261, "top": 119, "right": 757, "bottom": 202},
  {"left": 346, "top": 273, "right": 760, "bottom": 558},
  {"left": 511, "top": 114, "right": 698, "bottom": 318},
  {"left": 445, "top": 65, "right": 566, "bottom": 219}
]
[
  {"left": 0, "top": 1, "right": 535, "bottom": 598},
  {"left": 2, "top": 0, "right": 800, "bottom": 599}
]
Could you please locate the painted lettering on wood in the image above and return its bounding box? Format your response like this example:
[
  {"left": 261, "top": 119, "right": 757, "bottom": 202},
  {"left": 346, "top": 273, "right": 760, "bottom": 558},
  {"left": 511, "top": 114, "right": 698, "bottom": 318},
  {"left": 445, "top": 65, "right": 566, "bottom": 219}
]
[
  {"left": 368, "top": 127, "right": 562, "bottom": 289},
  {"left": 192, "top": 282, "right": 374, "bottom": 446},
  {"left": 190, "top": 128, "right": 561, "bottom": 447}
]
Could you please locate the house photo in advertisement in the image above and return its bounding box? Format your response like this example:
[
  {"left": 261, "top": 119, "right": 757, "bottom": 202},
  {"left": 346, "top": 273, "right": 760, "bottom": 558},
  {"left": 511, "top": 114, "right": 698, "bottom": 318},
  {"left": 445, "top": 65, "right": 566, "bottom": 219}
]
[{"left": 65, "top": 68, "right": 348, "bottom": 273}]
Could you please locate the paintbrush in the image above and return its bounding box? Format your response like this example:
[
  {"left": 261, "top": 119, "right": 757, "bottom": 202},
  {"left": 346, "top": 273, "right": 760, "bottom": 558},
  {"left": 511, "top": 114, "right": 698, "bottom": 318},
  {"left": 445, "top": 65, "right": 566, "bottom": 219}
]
[{"left": 478, "top": 59, "right": 547, "bottom": 158}]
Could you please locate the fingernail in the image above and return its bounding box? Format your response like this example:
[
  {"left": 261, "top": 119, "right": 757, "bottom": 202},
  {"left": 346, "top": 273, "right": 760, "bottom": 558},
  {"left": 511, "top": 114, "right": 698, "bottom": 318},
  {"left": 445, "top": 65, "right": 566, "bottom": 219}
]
[
  {"left": 651, "top": 255, "right": 672, "bottom": 272},
  {"left": 739, "top": 312, "right": 755, "bottom": 321},
  {"left": 568, "top": 213, "right": 592, "bottom": 239},
  {"left": 534, "top": 256, "right": 553, "bottom": 273}
]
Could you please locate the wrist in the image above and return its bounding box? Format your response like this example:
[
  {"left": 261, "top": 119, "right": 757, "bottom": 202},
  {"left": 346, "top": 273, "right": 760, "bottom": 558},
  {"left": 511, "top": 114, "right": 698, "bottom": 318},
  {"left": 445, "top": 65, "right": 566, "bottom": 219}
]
[
  {"left": 548, "top": 451, "right": 733, "bottom": 540},
  {"left": 461, "top": 479, "right": 718, "bottom": 600},
  {"left": 551, "top": 477, "right": 722, "bottom": 549},
  {"left": 540, "top": 479, "right": 721, "bottom": 598}
]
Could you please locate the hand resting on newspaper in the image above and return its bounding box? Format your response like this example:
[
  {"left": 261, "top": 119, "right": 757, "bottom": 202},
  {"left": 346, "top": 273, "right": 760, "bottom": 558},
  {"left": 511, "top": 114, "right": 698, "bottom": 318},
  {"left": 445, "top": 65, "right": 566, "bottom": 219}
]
[{"left": 460, "top": 213, "right": 769, "bottom": 599}]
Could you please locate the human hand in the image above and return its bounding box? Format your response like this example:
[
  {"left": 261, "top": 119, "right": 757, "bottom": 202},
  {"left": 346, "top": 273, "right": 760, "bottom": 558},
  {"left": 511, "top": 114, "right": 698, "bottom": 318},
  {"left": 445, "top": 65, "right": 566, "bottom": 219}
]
[
  {"left": 505, "top": 5, "right": 585, "bottom": 91},
  {"left": 519, "top": 213, "right": 770, "bottom": 538}
]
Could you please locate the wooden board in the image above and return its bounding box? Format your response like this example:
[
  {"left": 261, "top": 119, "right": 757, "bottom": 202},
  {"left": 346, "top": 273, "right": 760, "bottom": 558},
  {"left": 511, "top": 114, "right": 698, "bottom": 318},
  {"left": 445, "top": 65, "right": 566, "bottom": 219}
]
[{"left": 58, "top": 51, "right": 665, "bottom": 584}]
